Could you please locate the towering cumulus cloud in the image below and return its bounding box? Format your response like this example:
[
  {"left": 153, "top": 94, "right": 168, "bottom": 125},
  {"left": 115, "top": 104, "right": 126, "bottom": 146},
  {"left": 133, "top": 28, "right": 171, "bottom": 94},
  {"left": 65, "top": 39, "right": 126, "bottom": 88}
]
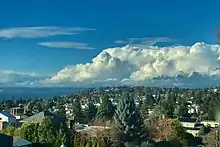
[{"left": 44, "top": 42, "right": 220, "bottom": 88}]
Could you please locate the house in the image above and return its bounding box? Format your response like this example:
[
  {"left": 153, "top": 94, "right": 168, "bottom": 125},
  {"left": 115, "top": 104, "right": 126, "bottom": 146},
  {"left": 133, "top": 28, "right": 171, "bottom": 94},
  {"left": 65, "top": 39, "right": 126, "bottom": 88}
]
[
  {"left": 20, "top": 111, "right": 65, "bottom": 124},
  {"left": 13, "top": 137, "right": 50, "bottom": 147},
  {"left": 10, "top": 107, "right": 24, "bottom": 120},
  {"left": 201, "top": 120, "right": 220, "bottom": 128},
  {"left": 0, "top": 133, "right": 13, "bottom": 147},
  {"left": 185, "top": 127, "right": 201, "bottom": 137},
  {"left": 0, "top": 112, "right": 17, "bottom": 130},
  {"left": 178, "top": 117, "right": 202, "bottom": 136},
  {"left": 13, "top": 137, "right": 32, "bottom": 147},
  {"left": 178, "top": 117, "right": 198, "bottom": 128},
  {"left": 148, "top": 108, "right": 154, "bottom": 115},
  {"left": 20, "top": 111, "right": 54, "bottom": 123}
]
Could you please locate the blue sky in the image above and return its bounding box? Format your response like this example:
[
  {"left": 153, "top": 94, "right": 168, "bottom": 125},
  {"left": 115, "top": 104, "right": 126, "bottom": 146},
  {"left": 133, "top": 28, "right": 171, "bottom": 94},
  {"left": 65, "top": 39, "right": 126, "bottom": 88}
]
[{"left": 1, "top": 0, "right": 220, "bottom": 87}]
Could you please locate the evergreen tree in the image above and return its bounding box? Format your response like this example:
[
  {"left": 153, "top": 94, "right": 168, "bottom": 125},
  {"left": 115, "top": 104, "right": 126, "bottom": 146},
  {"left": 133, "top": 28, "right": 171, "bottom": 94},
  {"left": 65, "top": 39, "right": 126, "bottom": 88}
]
[
  {"left": 72, "top": 96, "right": 84, "bottom": 123},
  {"left": 140, "top": 99, "right": 149, "bottom": 120},
  {"left": 146, "top": 94, "right": 154, "bottom": 108},
  {"left": 97, "top": 95, "right": 115, "bottom": 120},
  {"left": 57, "top": 105, "right": 66, "bottom": 117},
  {"left": 91, "top": 139, "right": 98, "bottom": 147},
  {"left": 80, "top": 140, "right": 87, "bottom": 147},
  {"left": 175, "top": 102, "right": 189, "bottom": 117},
  {"left": 160, "top": 99, "right": 174, "bottom": 118},
  {"left": 84, "top": 101, "right": 97, "bottom": 123},
  {"left": 54, "top": 122, "right": 69, "bottom": 147},
  {"left": 114, "top": 93, "right": 147, "bottom": 145},
  {"left": 73, "top": 133, "right": 81, "bottom": 147},
  {"left": 85, "top": 141, "right": 92, "bottom": 147}
]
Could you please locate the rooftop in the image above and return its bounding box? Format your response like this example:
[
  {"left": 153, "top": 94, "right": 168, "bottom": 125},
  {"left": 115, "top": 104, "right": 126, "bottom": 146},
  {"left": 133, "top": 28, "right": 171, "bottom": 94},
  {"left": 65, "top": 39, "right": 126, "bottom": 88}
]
[
  {"left": 201, "top": 120, "right": 220, "bottom": 123},
  {"left": 184, "top": 127, "right": 201, "bottom": 130},
  {"left": 178, "top": 117, "right": 197, "bottom": 123},
  {"left": 20, "top": 111, "right": 54, "bottom": 123},
  {"left": 10, "top": 107, "right": 24, "bottom": 109},
  {"left": 13, "top": 137, "right": 32, "bottom": 146},
  {"left": 0, "top": 111, "right": 16, "bottom": 119}
]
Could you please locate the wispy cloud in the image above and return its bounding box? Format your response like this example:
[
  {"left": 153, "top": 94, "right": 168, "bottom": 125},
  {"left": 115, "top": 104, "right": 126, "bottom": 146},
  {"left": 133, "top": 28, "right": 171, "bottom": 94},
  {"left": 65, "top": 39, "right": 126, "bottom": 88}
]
[
  {"left": 114, "top": 40, "right": 128, "bottom": 44},
  {"left": 115, "top": 37, "right": 175, "bottom": 46},
  {"left": 39, "top": 42, "right": 95, "bottom": 50},
  {"left": 0, "top": 70, "right": 47, "bottom": 86},
  {"left": 0, "top": 26, "right": 95, "bottom": 39}
]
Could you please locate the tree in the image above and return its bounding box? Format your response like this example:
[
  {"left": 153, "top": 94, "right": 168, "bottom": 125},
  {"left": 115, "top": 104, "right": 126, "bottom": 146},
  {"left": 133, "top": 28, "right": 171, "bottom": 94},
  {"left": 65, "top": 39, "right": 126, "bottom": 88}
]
[
  {"left": 97, "top": 95, "right": 115, "bottom": 120},
  {"left": 198, "top": 126, "right": 211, "bottom": 136},
  {"left": 72, "top": 97, "right": 84, "bottom": 123},
  {"left": 5, "top": 124, "right": 16, "bottom": 136},
  {"left": 24, "top": 102, "right": 34, "bottom": 116},
  {"left": 84, "top": 101, "right": 97, "bottom": 123},
  {"left": 140, "top": 99, "right": 150, "bottom": 120},
  {"left": 167, "top": 120, "right": 189, "bottom": 146},
  {"left": 175, "top": 103, "right": 189, "bottom": 117},
  {"left": 73, "top": 133, "right": 81, "bottom": 147},
  {"left": 85, "top": 142, "right": 91, "bottom": 147},
  {"left": 114, "top": 93, "right": 147, "bottom": 145},
  {"left": 148, "top": 116, "right": 191, "bottom": 146},
  {"left": 0, "top": 124, "right": 16, "bottom": 136},
  {"left": 203, "top": 130, "right": 219, "bottom": 147},
  {"left": 146, "top": 94, "right": 154, "bottom": 108},
  {"left": 57, "top": 105, "right": 66, "bottom": 117},
  {"left": 160, "top": 99, "right": 174, "bottom": 118},
  {"left": 149, "top": 117, "right": 174, "bottom": 141},
  {"left": 19, "top": 122, "right": 39, "bottom": 142},
  {"left": 38, "top": 119, "right": 56, "bottom": 144},
  {"left": 54, "top": 122, "right": 69, "bottom": 147},
  {"left": 92, "top": 140, "right": 97, "bottom": 147},
  {"left": 45, "top": 100, "right": 54, "bottom": 111}
]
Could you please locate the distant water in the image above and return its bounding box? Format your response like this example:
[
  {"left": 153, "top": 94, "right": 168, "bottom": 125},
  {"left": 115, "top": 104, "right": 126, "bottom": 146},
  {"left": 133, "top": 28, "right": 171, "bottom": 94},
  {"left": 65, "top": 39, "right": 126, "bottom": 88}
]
[{"left": 0, "top": 87, "right": 84, "bottom": 100}]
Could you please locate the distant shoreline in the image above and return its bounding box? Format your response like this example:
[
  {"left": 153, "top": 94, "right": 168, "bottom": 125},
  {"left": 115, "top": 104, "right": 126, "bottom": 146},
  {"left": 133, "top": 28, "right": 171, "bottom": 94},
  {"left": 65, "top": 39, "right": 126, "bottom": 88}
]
[{"left": 0, "top": 87, "right": 85, "bottom": 100}]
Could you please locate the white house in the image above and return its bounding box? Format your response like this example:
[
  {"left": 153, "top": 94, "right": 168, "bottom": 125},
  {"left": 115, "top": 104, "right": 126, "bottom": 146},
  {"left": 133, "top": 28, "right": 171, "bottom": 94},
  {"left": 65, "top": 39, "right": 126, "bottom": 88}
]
[
  {"left": 185, "top": 128, "right": 201, "bottom": 137},
  {"left": 0, "top": 112, "right": 17, "bottom": 130},
  {"left": 178, "top": 117, "right": 202, "bottom": 137},
  {"left": 0, "top": 112, "right": 16, "bottom": 123},
  {"left": 178, "top": 117, "right": 197, "bottom": 128}
]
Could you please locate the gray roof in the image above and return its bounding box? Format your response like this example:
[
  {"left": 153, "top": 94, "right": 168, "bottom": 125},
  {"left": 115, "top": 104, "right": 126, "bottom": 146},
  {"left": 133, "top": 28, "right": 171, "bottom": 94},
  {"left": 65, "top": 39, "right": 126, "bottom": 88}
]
[
  {"left": 13, "top": 137, "right": 32, "bottom": 146},
  {"left": 20, "top": 111, "right": 54, "bottom": 123},
  {"left": 0, "top": 111, "right": 16, "bottom": 119}
]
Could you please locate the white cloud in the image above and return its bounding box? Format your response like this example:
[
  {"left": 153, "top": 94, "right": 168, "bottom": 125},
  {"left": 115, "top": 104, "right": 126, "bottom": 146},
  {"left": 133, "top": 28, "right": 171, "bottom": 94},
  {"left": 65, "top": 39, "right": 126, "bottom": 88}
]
[
  {"left": 0, "top": 70, "right": 46, "bottom": 86},
  {"left": 3, "top": 42, "right": 220, "bottom": 88},
  {"left": 114, "top": 40, "right": 128, "bottom": 44},
  {"left": 115, "top": 37, "right": 175, "bottom": 47},
  {"left": 0, "top": 26, "right": 95, "bottom": 39},
  {"left": 45, "top": 50, "right": 132, "bottom": 84},
  {"left": 41, "top": 42, "right": 220, "bottom": 88},
  {"left": 39, "top": 42, "right": 95, "bottom": 50}
]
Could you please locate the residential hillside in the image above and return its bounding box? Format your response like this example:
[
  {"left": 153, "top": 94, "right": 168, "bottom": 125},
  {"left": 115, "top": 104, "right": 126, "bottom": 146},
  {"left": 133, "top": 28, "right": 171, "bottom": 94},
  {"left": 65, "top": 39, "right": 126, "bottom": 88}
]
[{"left": 0, "top": 86, "right": 220, "bottom": 146}]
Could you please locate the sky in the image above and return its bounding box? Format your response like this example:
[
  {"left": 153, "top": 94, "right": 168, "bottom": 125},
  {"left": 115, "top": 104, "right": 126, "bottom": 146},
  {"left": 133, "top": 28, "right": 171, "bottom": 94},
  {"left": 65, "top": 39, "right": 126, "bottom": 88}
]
[{"left": 1, "top": 0, "right": 220, "bottom": 87}]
